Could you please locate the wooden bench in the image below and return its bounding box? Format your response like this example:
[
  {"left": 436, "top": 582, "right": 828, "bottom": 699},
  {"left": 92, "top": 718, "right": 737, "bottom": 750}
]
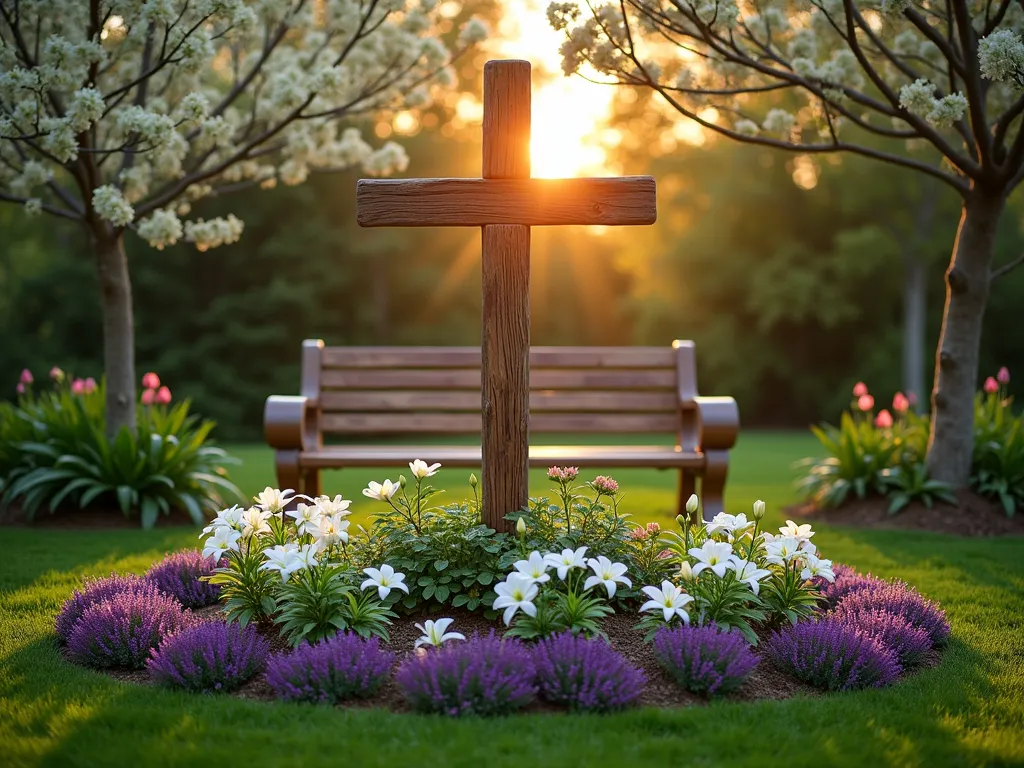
[{"left": 264, "top": 340, "right": 740, "bottom": 521}]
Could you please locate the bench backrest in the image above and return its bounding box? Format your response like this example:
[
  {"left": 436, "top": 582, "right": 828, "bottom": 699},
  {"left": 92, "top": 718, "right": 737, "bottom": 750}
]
[{"left": 300, "top": 341, "right": 701, "bottom": 446}]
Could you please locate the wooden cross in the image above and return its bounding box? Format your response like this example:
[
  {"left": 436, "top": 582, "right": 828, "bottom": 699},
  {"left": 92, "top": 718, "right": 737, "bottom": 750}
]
[{"left": 356, "top": 60, "right": 657, "bottom": 531}]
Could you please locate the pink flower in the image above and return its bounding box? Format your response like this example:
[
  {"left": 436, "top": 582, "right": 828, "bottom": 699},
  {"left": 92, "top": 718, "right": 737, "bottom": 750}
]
[
  {"left": 852, "top": 381, "right": 868, "bottom": 398},
  {"left": 908, "top": 391, "right": 918, "bottom": 406},
  {"left": 874, "top": 409, "right": 894, "bottom": 429},
  {"left": 857, "top": 394, "right": 874, "bottom": 412},
  {"left": 141, "top": 388, "right": 155, "bottom": 405},
  {"left": 19, "top": 369, "right": 33, "bottom": 385},
  {"left": 16, "top": 382, "right": 25, "bottom": 395},
  {"left": 592, "top": 475, "right": 619, "bottom": 494},
  {"left": 71, "top": 378, "right": 86, "bottom": 395},
  {"left": 997, "top": 367, "right": 1010, "bottom": 385},
  {"left": 547, "top": 466, "right": 579, "bottom": 482},
  {"left": 155, "top": 386, "right": 171, "bottom": 405},
  {"left": 83, "top": 377, "right": 97, "bottom": 394},
  {"left": 141, "top": 372, "right": 160, "bottom": 390},
  {"left": 892, "top": 392, "right": 910, "bottom": 414},
  {"left": 49, "top": 366, "right": 64, "bottom": 381},
  {"left": 656, "top": 549, "right": 673, "bottom": 559},
  {"left": 645, "top": 522, "right": 661, "bottom": 535},
  {"left": 984, "top": 376, "right": 999, "bottom": 394},
  {"left": 629, "top": 527, "right": 647, "bottom": 540}
]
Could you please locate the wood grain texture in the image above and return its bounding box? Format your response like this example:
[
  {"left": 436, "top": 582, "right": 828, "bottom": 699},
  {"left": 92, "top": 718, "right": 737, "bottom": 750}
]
[
  {"left": 483, "top": 59, "right": 530, "bottom": 179},
  {"left": 318, "top": 389, "right": 677, "bottom": 413},
  {"left": 356, "top": 177, "right": 657, "bottom": 227},
  {"left": 320, "top": 412, "right": 675, "bottom": 434},
  {"left": 321, "top": 346, "right": 674, "bottom": 369},
  {"left": 319, "top": 368, "right": 677, "bottom": 390}
]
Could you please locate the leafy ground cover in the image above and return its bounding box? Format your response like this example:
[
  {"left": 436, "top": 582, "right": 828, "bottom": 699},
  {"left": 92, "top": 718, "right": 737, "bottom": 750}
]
[{"left": 1, "top": 431, "right": 1022, "bottom": 768}]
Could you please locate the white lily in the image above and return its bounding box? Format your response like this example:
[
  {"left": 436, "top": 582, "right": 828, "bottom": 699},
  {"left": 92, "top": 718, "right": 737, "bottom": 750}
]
[
  {"left": 544, "top": 547, "right": 588, "bottom": 580},
  {"left": 201, "top": 525, "right": 241, "bottom": 560},
  {"left": 362, "top": 479, "right": 398, "bottom": 501},
  {"left": 706, "top": 512, "right": 754, "bottom": 539},
  {"left": 413, "top": 617, "right": 466, "bottom": 648},
  {"left": 513, "top": 551, "right": 551, "bottom": 584},
  {"left": 313, "top": 494, "right": 352, "bottom": 517},
  {"left": 287, "top": 502, "right": 322, "bottom": 536},
  {"left": 201, "top": 504, "right": 245, "bottom": 536},
  {"left": 731, "top": 559, "right": 772, "bottom": 595},
  {"left": 315, "top": 512, "right": 350, "bottom": 550},
  {"left": 254, "top": 487, "right": 294, "bottom": 513},
  {"left": 688, "top": 540, "right": 735, "bottom": 578},
  {"left": 584, "top": 555, "right": 632, "bottom": 598},
  {"left": 640, "top": 581, "right": 694, "bottom": 622},
  {"left": 361, "top": 564, "right": 409, "bottom": 600},
  {"left": 259, "top": 543, "right": 305, "bottom": 582},
  {"left": 493, "top": 573, "right": 539, "bottom": 625},
  {"left": 764, "top": 536, "right": 803, "bottom": 566},
  {"left": 801, "top": 553, "right": 836, "bottom": 582},
  {"left": 239, "top": 506, "right": 272, "bottom": 539},
  {"left": 780, "top": 519, "right": 815, "bottom": 540},
  {"left": 409, "top": 460, "right": 442, "bottom": 479}
]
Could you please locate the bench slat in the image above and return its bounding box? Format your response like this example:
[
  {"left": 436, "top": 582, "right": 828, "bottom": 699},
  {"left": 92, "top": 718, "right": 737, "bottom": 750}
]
[
  {"left": 319, "top": 412, "right": 676, "bottom": 434},
  {"left": 320, "top": 368, "right": 676, "bottom": 390},
  {"left": 318, "top": 389, "right": 678, "bottom": 413},
  {"left": 320, "top": 347, "right": 674, "bottom": 369}
]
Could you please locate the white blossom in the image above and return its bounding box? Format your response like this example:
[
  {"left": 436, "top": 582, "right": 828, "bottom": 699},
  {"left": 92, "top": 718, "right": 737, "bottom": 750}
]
[
  {"left": 763, "top": 108, "right": 796, "bottom": 136},
  {"left": 92, "top": 185, "right": 135, "bottom": 227},
  {"left": 978, "top": 29, "right": 1024, "bottom": 82},
  {"left": 24, "top": 198, "right": 42, "bottom": 216},
  {"left": 137, "top": 208, "right": 183, "bottom": 250},
  {"left": 184, "top": 215, "right": 245, "bottom": 251},
  {"left": 880, "top": 0, "right": 912, "bottom": 15},
  {"left": 458, "top": 17, "right": 489, "bottom": 46},
  {"left": 735, "top": 119, "right": 760, "bottom": 137},
  {"left": 66, "top": 88, "right": 105, "bottom": 132},
  {"left": 899, "top": 78, "right": 937, "bottom": 116},
  {"left": 927, "top": 93, "right": 969, "bottom": 127}
]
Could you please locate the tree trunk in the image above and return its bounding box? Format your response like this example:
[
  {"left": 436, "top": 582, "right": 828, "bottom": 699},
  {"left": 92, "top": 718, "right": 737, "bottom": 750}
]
[
  {"left": 925, "top": 189, "right": 1004, "bottom": 486},
  {"left": 92, "top": 230, "right": 136, "bottom": 436},
  {"left": 903, "top": 254, "right": 927, "bottom": 411}
]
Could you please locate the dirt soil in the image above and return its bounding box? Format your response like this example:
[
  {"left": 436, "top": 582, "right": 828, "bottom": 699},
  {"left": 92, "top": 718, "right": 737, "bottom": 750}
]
[{"left": 787, "top": 489, "right": 1024, "bottom": 537}]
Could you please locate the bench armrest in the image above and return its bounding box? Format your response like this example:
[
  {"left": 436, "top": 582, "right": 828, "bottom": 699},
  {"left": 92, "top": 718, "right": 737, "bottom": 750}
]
[
  {"left": 264, "top": 395, "right": 315, "bottom": 451},
  {"left": 694, "top": 396, "right": 740, "bottom": 452}
]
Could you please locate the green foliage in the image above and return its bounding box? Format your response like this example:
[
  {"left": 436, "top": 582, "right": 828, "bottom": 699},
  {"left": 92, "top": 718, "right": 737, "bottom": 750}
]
[
  {"left": 758, "top": 565, "right": 824, "bottom": 628},
  {"left": 882, "top": 464, "right": 958, "bottom": 515},
  {"left": 503, "top": 573, "right": 614, "bottom": 641},
  {"left": 207, "top": 541, "right": 277, "bottom": 626},
  {"left": 971, "top": 391, "right": 1024, "bottom": 516}
]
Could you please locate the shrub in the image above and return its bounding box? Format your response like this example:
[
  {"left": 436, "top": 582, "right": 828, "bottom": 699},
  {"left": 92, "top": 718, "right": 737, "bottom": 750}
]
[
  {"left": 763, "top": 618, "right": 901, "bottom": 691},
  {"left": 66, "top": 590, "right": 191, "bottom": 669},
  {"left": 652, "top": 623, "right": 759, "bottom": 696},
  {"left": 829, "top": 607, "right": 932, "bottom": 669},
  {"left": 832, "top": 581, "right": 950, "bottom": 647},
  {"left": 55, "top": 574, "right": 165, "bottom": 643},
  {"left": 395, "top": 632, "right": 536, "bottom": 716},
  {"left": 971, "top": 375, "right": 1024, "bottom": 516},
  {"left": 265, "top": 633, "right": 394, "bottom": 703},
  {"left": 146, "top": 550, "right": 221, "bottom": 608},
  {"left": 532, "top": 632, "right": 645, "bottom": 712},
  {"left": 148, "top": 621, "right": 269, "bottom": 692}
]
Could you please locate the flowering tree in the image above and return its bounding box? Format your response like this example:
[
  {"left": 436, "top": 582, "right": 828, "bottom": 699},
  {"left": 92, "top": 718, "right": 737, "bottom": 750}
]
[
  {"left": 550, "top": 0, "right": 1024, "bottom": 486},
  {"left": 0, "top": 0, "right": 487, "bottom": 434}
]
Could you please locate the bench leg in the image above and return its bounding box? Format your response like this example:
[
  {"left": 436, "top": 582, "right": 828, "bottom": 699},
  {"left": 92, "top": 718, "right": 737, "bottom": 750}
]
[
  {"left": 701, "top": 449, "right": 730, "bottom": 522},
  {"left": 302, "top": 468, "right": 322, "bottom": 499},
  {"left": 677, "top": 469, "right": 696, "bottom": 519},
  {"left": 274, "top": 450, "right": 301, "bottom": 498}
]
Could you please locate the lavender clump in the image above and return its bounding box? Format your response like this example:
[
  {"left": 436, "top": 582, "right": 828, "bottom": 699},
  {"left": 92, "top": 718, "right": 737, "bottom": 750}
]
[
  {"left": 145, "top": 550, "right": 221, "bottom": 609},
  {"left": 396, "top": 632, "right": 537, "bottom": 716},
  {"left": 764, "top": 618, "right": 901, "bottom": 691},
  {"left": 265, "top": 633, "right": 394, "bottom": 704},
  {"left": 816, "top": 564, "right": 886, "bottom": 607},
  {"left": 66, "top": 589, "right": 191, "bottom": 669},
  {"left": 652, "top": 624, "right": 759, "bottom": 697},
  {"left": 833, "top": 581, "right": 950, "bottom": 647},
  {"left": 148, "top": 620, "right": 268, "bottom": 693},
  {"left": 532, "top": 632, "right": 645, "bottom": 712},
  {"left": 829, "top": 607, "right": 932, "bottom": 669},
  {"left": 55, "top": 574, "right": 166, "bottom": 644}
]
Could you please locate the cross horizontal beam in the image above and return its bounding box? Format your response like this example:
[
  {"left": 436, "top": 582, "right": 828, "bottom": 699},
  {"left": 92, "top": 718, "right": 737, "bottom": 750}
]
[{"left": 356, "top": 176, "right": 657, "bottom": 227}]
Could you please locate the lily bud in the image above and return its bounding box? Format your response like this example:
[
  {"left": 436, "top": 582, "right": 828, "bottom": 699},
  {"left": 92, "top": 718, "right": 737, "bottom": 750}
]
[
  {"left": 678, "top": 561, "right": 693, "bottom": 581},
  {"left": 516, "top": 517, "right": 527, "bottom": 535},
  {"left": 399, "top": 474, "right": 407, "bottom": 489},
  {"left": 685, "top": 494, "right": 699, "bottom": 514},
  {"left": 752, "top": 499, "right": 766, "bottom": 520},
  {"left": 675, "top": 514, "right": 686, "bottom": 529},
  {"left": 469, "top": 473, "right": 478, "bottom": 488}
]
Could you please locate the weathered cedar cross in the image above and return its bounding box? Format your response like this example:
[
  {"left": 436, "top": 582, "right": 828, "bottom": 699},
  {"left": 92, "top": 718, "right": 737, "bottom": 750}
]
[{"left": 356, "top": 60, "right": 657, "bottom": 531}]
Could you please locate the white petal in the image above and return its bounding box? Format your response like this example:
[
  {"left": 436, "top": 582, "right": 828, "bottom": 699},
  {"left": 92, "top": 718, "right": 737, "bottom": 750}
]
[
  {"left": 605, "top": 581, "right": 617, "bottom": 598},
  {"left": 377, "top": 585, "right": 390, "bottom": 600},
  {"left": 441, "top": 632, "right": 466, "bottom": 643},
  {"left": 502, "top": 604, "right": 519, "bottom": 625},
  {"left": 583, "top": 575, "right": 602, "bottom": 592},
  {"left": 640, "top": 599, "right": 663, "bottom": 613},
  {"left": 519, "top": 600, "right": 537, "bottom": 617},
  {"left": 642, "top": 585, "right": 663, "bottom": 601}
]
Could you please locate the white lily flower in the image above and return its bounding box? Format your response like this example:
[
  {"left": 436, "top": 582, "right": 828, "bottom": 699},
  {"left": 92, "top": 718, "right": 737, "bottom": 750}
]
[
  {"left": 259, "top": 543, "right": 307, "bottom": 582},
  {"left": 688, "top": 540, "right": 735, "bottom": 578},
  {"left": 413, "top": 617, "right": 466, "bottom": 648},
  {"left": 315, "top": 512, "right": 350, "bottom": 551},
  {"left": 287, "top": 502, "right": 322, "bottom": 536},
  {"left": 640, "top": 581, "right": 694, "bottom": 623},
  {"left": 202, "top": 525, "right": 241, "bottom": 560},
  {"left": 493, "top": 573, "right": 539, "bottom": 625},
  {"left": 409, "top": 460, "right": 442, "bottom": 479},
  {"left": 799, "top": 539, "right": 817, "bottom": 555},
  {"left": 313, "top": 494, "right": 352, "bottom": 517},
  {"left": 291, "top": 543, "right": 319, "bottom": 570},
  {"left": 361, "top": 564, "right": 409, "bottom": 600},
  {"left": 362, "top": 479, "right": 398, "bottom": 501},
  {"left": 731, "top": 559, "right": 772, "bottom": 595},
  {"left": 780, "top": 519, "right": 815, "bottom": 540},
  {"left": 513, "top": 551, "right": 551, "bottom": 583},
  {"left": 200, "top": 504, "right": 245, "bottom": 536},
  {"left": 240, "top": 506, "right": 272, "bottom": 538},
  {"left": 764, "top": 536, "right": 803, "bottom": 565},
  {"left": 254, "top": 487, "right": 294, "bottom": 513},
  {"left": 584, "top": 555, "right": 632, "bottom": 598},
  {"left": 706, "top": 512, "right": 754, "bottom": 538},
  {"left": 544, "top": 547, "right": 588, "bottom": 580},
  {"left": 801, "top": 553, "right": 836, "bottom": 582}
]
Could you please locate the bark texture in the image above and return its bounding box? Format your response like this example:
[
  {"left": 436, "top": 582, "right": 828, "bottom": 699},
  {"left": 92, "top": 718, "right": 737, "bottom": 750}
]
[{"left": 93, "top": 230, "right": 136, "bottom": 436}]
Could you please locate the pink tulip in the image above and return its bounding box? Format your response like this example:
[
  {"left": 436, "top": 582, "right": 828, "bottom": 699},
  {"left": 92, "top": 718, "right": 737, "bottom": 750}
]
[
  {"left": 893, "top": 392, "right": 910, "bottom": 414},
  {"left": 875, "top": 409, "right": 894, "bottom": 429},
  {"left": 997, "top": 367, "right": 1010, "bottom": 385},
  {"left": 16, "top": 382, "right": 25, "bottom": 395},
  {"left": 857, "top": 394, "right": 874, "bottom": 412},
  {"left": 155, "top": 386, "right": 172, "bottom": 405},
  {"left": 20, "top": 369, "right": 33, "bottom": 385},
  {"left": 141, "top": 388, "right": 155, "bottom": 405},
  {"left": 984, "top": 376, "right": 999, "bottom": 394},
  {"left": 141, "top": 372, "right": 160, "bottom": 390},
  {"left": 49, "top": 366, "right": 64, "bottom": 381},
  {"left": 852, "top": 381, "right": 868, "bottom": 397},
  {"left": 71, "top": 378, "right": 86, "bottom": 395},
  {"left": 83, "top": 377, "right": 97, "bottom": 394}
]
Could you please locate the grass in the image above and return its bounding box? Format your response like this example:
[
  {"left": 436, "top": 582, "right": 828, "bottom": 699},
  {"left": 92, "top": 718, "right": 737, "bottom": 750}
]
[{"left": 1, "top": 431, "right": 1022, "bottom": 768}]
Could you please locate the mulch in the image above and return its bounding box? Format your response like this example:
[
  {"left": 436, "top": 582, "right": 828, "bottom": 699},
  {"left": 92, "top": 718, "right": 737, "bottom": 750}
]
[
  {"left": 79, "top": 604, "right": 943, "bottom": 713},
  {"left": 787, "top": 489, "right": 1024, "bottom": 538}
]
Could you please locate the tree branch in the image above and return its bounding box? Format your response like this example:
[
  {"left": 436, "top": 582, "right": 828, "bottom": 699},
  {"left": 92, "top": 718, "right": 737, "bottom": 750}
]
[
  {"left": 0, "top": 191, "right": 82, "bottom": 220},
  {"left": 990, "top": 252, "right": 1024, "bottom": 279}
]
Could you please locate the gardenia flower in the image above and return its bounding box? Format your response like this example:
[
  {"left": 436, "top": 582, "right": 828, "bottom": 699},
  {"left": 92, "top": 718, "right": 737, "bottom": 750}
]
[
  {"left": 688, "top": 540, "right": 736, "bottom": 578},
  {"left": 732, "top": 560, "right": 772, "bottom": 595},
  {"left": 363, "top": 479, "right": 398, "bottom": 501},
  {"left": 255, "top": 487, "right": 294, "bottom": 513},
  {"left": 413, "top": 618, "right": 466, "bottom": 648},
  {"left": 361, "top": 564, "right": 409, "bottom": 600},
  {"left": 584, "top": 556, "right": 632, "bottom": 598},
  {"left": 409, "top": 460, "right": 441, "bottom": 479},
  {"left": 493, "top": 573, "right": 539, "bottom": 625},
  {"left": 640, "top": 581, "right": 694, "bottom": 622},
  {"left": 801, "top": 553, "right": 836, "bottom": 582},
  {"left": 287, "top": 502, "right": 322, "bottom": 536},
  {"left": 544, "top": 546, "right": 588, "bottom": 580},
  {"left": 202, "top": 525, "right": 241, "bottom": 561},
  {"left": 779, "top": 520, "right": 815, "bottom": 540},
  {"left": 764, "top": 536, "right": 803, "bottom": 565},
  {"left": 513, "top": 551, "right": 552, "bottom": 584},
  {"left": 240, "top": 506, "right": 272, "bottom": 538}
]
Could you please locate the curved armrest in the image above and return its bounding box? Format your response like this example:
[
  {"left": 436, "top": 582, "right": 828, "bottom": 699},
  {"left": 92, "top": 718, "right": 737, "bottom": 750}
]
[
  {"left": 694, "top": 396, "right": 740, "bottom": 452},
  {"left": 264, "top": 395, "right": 313, "bottom": 451}
]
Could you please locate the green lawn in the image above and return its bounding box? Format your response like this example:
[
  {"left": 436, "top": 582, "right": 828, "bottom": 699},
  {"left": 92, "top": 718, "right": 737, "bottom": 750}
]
[{"left": 1, "top": 432, "right": 1022, "bottom": 768}]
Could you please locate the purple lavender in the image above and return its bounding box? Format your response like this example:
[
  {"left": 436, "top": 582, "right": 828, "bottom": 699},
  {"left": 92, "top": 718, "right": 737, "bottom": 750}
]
[
  {"left": 396, "top": 632, "right": 537, "bottom": 716},
  {"left": 532, "top": 632, "right": 645, "bottom": 712},
  {"left": 66, "top": 590, "right": 191, "bottom": 669},
  {"left": 816, "top": 564, "right": 886, "bottom": 607},
  {"left": 832, "top": 581, "right": 950, "bottom": 648},
  {"left": 829, "top": 607, "right": 932, "bottom": 669},
  {"left": 764, "top": 618, "right": 901, "bottom": 691},
  {"left": 55, "top": 574, "right": 166, "bottom": 644},
  {"left": 145, "top": 550, "right": 221, "bottom": 609},
  {"left": 652, "top": 624, "right": 758, "bottom": 697},
  {"left": 265, "top": 633, "right": 394, "bottom": 703},
  {"left": 148, "top": 621, "right": 269, "bottom": 693}
]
